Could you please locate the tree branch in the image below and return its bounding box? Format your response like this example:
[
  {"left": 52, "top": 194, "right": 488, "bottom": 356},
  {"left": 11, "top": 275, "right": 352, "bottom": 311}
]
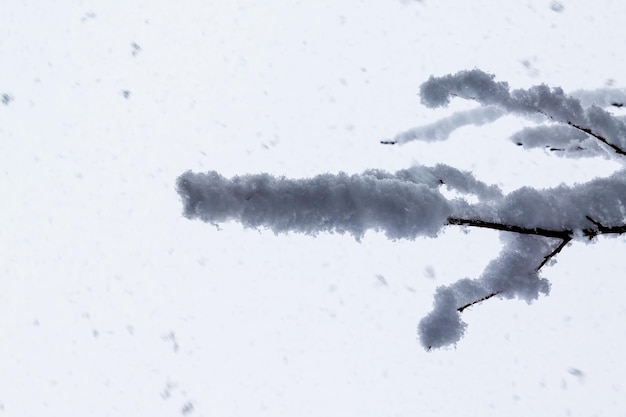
[
  {"left": 447, "top": 216, "right": 626, "bottom": 239},
  {"left": 567, "top": 121, "right": 626, "bottom": 156},
  {"left": 583, "top": 215, "right": 626, "bottom": 238},
  {"left": 449, "top": 216, "right": 626, "bottom": 313},
  {"left": 457, "top": 291, "right": 501, "bottom": 313},
  {"left": 536, "top": 236, "right": 572, "bottom": 271},
  {"left": 446, "top": 217, "right": 571, "bottom": 239}
]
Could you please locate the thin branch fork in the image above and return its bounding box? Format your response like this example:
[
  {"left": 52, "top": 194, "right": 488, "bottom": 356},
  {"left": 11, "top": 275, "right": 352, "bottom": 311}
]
[
  {"left": 583, "top": 215, "right": 626, "bottom": 237},
  {"left": 456, "top": 236, "right": 572, "bottom": 313},
  {"left": 536, "top": 236, "right": 571, "bottom": 270},
  {"left": 449, "top": 216, "right": 626, "bottom": 313}
]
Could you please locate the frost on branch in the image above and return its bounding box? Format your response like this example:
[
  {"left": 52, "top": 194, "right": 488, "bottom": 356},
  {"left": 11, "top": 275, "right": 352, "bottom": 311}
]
[
  {"left": 419, "top": 234, "right": 554, "bottom": 350},
  {"left": 391, "top": 106, "right": 504, "bottom": 144},
  {"left": 178, "top": 166, "right": 465, "bottom": 240},
  {"left": 176, "top": 69, "right": 626, "bottom": 350}
]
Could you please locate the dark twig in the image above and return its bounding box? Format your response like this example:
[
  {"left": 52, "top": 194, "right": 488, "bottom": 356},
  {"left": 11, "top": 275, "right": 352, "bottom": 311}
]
[
  {"left": 585, "top": 215, "right": 603, "bottom": 227},
  {"left": 447, "top": 216, "right": 626, "bottom": 240},
  {"left": 447, "top": 217, "right": 571, "bottom": 239},
  {"left": 536, "top": 236, "right": 572, "bottom": 271},
  {"left": 583, "top": 215, "right": 626, "bottom": 238},
  {"left": 448, "top": 215, "right": 626, "bottom": 313},
  {"left": 567, "top": 121, "right": 626, "bottom": 156},
  {"left": 455, "top": 236, "right": 572, "bottom": 313},
  {"left": 457, "top": 291, "right": 501, "bottom": 313}
]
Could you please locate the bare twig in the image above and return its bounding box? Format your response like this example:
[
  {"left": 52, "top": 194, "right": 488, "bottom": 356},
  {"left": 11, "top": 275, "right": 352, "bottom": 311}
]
[
  {"left": 447, "top": 216, "right": 626, "bottom": 240},
  {"left": 567, "top": 121, "right": 626, "bottom": 156},
  {"left": 446, "top": 217, "right": 571, "bottom": 239},
  {"left": 536, "top": 236, "right": 572, "bottom": 271},
  {"left": 583, "top": 215, "right": 626, "bottom": 238},
  {"left": 585, "top": 215, "right": 603, "bottom": 227},
  {"left": 457, "top": 291, "right": 501, "bottom": 313},
  {"left": 448, "top": 216, "right": 626, "bottom": 313}
]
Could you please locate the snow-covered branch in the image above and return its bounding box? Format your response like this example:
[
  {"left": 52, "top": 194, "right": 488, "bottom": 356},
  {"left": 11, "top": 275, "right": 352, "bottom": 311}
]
[
  {"left": 387, "top": 69, "right": 626, "bottom": 159},
  {"left": 176, "top": 169, "right": 452, "bottom": 240},
  {"left": 177, "top": 70, "right": 626, "bottom": 350}
]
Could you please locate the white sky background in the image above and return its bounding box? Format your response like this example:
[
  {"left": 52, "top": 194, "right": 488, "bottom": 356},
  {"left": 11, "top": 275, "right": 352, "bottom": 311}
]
[{"left": 2, "top": 0, "right": 626, "bottom": 416}]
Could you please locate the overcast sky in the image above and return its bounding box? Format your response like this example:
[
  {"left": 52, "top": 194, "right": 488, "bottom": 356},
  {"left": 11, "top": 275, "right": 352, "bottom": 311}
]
[{"left": 2, "top": 1, "right": 626, "bottom": 416}]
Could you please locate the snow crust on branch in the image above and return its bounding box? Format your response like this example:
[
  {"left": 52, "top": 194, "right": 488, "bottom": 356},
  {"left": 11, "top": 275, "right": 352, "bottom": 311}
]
[
  {"left": 510, "top": 125, "right": 598, "bottom": 157},
  {"left": 419, "top": 234, "right": 555, "bottom": 349},
  {"left": 392, "top": 106, "right": 504, "bottom": 144},
  {"left": 177, "top": 168, "right": 454, "bottom": 240},
  {"left": 420, "top": 69, "right": 587, "bottom": 123},
  {"left": 391, "top": 69, "right": 626, "bottom": 160},
  {"left": 571, "top": 87, "right": 626, "bottom": 108},
  {"left": 446, "top": 170, "right": 626, "bottom": 233},
  {"left": 176, "top": 69, "right": 626, "bottom": 350}
]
